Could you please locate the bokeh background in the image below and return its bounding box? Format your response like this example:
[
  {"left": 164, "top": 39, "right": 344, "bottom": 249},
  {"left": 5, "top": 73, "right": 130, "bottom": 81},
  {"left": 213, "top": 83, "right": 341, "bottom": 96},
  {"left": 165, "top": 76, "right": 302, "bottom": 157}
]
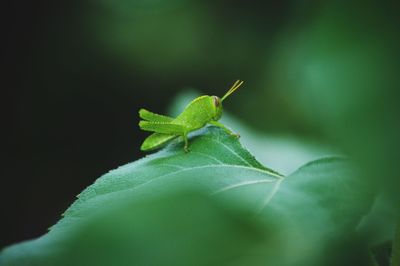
[{"left": 3, "top": 0, "right": 399, "bottom": 251}]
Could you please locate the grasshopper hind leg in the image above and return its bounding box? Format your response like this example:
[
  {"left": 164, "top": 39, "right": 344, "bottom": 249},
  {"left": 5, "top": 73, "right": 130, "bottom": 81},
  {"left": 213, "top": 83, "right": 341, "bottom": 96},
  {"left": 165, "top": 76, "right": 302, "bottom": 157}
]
[{"left": 140, "top": 133, "right": 178, "bottom": 151}]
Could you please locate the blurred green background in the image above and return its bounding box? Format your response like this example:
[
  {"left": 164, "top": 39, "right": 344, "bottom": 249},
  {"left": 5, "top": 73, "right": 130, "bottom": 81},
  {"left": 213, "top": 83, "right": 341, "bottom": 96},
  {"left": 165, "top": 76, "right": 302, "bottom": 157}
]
[{"left": 3, "top": 0, "right": 399, "bottom": 256}]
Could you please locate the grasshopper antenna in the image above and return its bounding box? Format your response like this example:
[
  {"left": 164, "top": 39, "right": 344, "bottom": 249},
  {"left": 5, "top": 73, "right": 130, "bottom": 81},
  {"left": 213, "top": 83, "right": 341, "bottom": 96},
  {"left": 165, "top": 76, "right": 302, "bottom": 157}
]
[{"left": 221, "top": 80, "right": 244, "bottom": 102}]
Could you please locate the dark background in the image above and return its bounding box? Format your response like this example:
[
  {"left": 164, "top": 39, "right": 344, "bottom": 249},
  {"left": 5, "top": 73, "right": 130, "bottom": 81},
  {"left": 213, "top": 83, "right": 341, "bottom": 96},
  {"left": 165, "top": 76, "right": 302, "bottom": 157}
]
[
  {"left": 2, "top": 0, "right": 399, "bottom": 249},
  {"left": 2, "top": 0, "right": 293, "bottom": 247}
]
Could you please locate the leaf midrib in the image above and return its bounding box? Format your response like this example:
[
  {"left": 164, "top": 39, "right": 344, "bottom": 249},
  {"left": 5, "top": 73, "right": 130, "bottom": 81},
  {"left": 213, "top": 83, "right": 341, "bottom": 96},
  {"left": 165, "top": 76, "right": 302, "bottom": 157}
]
[{"left": 85, "top": 164, "right": 283, "bottom": 202}]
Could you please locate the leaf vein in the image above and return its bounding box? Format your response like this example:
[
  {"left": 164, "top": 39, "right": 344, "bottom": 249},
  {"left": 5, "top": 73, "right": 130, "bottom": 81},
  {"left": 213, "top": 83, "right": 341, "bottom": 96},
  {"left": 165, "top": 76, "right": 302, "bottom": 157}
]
[
  {"left": 257, "top": 179, "right": 283, "bottom": 213},
  {"left": 189, "top": 151, "right": 224, "bottom": 164},
  {"left": 212, "top": 179, "right": 277, "bottom": 195},
  {"left": 201, "top": 137, "right": 253, "bottom": 167}
]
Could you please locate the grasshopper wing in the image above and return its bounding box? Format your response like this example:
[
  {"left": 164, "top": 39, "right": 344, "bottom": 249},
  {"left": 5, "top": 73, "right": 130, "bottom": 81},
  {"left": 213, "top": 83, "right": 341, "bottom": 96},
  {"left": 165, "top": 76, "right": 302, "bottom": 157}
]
[{"left": 139, "top": 109, "right": 174, "bottom": 123}]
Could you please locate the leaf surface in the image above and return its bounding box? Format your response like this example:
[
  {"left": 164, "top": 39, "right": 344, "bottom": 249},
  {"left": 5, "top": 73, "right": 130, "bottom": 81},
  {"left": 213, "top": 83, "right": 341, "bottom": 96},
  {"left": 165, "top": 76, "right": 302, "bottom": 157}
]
[{"left": 0, "top": 127, "right": 375, "bottom": 266}]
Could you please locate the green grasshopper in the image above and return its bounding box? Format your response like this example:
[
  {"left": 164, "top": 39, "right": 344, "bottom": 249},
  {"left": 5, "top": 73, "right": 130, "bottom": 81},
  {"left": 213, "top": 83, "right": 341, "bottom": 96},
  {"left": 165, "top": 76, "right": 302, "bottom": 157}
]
[{"left": 139, "top": 80, "right": 243, "bottom": 152}]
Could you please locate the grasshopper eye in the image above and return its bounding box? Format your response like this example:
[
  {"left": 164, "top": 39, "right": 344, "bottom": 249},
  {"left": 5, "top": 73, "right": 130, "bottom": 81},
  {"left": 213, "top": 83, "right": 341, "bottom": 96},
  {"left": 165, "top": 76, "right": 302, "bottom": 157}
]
[{"left": 213, "top": 96, "right": 221, "bottom": 107}]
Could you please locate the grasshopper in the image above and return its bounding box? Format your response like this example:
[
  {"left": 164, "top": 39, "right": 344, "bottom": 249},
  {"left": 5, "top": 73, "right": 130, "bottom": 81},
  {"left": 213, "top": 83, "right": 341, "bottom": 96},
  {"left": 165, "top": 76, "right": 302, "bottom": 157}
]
[{"left": 139, "top": 80, "right": 243, "bottom": 152}]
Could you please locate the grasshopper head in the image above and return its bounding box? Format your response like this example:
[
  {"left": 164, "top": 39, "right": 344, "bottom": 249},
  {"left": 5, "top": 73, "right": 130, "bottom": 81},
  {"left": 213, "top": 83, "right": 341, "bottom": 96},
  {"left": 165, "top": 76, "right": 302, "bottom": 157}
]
[
  {"left": 211, "top": 96, "right": 223, "bottom": 121},
  {"left": 211, "top": 80, "right": 243, "bottom": 121}
]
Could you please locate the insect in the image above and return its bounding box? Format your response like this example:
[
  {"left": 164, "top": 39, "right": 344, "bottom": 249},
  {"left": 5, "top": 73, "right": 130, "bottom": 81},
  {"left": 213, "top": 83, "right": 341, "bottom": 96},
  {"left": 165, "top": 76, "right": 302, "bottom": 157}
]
[{"left": 139, "top": 80, "right": 244, "bottom": 152}]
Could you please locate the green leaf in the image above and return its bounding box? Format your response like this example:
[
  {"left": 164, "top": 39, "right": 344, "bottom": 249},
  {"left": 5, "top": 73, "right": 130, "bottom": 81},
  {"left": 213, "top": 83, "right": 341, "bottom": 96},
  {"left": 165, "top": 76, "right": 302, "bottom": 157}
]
[
  {"left": 56, "top": 127, "right": 282, "bottom": 229},
  {"left": 0, "top": 127, "right": 375, "bottom": 266}
]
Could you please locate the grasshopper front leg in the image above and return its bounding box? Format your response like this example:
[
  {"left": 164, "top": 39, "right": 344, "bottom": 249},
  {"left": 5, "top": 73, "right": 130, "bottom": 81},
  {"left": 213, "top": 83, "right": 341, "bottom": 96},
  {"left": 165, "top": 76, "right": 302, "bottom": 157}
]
[{"left": 209, "top": 121, "right": 240, "bottom": 138}]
